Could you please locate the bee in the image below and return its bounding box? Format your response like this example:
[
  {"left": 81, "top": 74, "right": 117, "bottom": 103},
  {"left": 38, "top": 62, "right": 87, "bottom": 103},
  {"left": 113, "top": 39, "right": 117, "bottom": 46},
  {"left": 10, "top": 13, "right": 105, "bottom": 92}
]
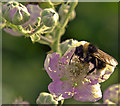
[{"left": 70, "top": 41, "right": 118, "bottom": 75}]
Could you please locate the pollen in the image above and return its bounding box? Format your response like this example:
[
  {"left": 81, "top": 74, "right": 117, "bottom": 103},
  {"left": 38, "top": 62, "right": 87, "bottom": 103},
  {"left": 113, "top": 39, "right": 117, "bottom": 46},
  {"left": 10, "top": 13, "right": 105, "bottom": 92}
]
[
  {"left": 68, "top": 56, "right": 89, "bottom": 79},
  {"left": 64, "top": 55, "right": 90, "bottom": 85},
  {"left": 65, "top": 92, "right": 71, "bottom": 95},
  {"left": 48, "top": 67, "right": 52, "bottom": 71},
  {"left": 65, "top": 91, "right": 74, "bottom": 96}
]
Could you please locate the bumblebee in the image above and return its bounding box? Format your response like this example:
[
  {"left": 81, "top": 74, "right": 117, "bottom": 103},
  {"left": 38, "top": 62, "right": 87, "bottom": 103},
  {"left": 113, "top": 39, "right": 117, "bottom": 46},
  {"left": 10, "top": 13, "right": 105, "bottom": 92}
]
[{"left": 70, "top": 42, "right": 118, "bottom": 75}]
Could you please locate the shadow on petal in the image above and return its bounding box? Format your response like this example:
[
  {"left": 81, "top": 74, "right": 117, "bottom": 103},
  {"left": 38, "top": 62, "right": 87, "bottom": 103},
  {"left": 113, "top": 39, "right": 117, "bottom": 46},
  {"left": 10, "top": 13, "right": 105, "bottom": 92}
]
[{"left": 74, "top": 83, "right": 102, "bottom": 102}]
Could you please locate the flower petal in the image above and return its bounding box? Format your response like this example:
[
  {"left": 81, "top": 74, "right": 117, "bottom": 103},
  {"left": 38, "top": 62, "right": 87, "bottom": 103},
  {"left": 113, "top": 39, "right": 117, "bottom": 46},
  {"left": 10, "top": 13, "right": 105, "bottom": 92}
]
[
  {"left": 48, "top": 80, "right": 74, "bottom": 99},
  {"left": 61, "top": 47, "right": 76, "bottom": 65},
  {"left": 23, "top": 4, "right": 42, "bottom": 27},
  {"left": 98, "top": 65, "right": 116, "bottom": 83},
  {"left": 44, "top": 47, "right": 76, "bottom": 81},
  {"left": 86, "top": 64, "right": 116, "bottom": 84},
  {"left": 103, "top": 84, "right": 120, "bottom": 104},
  {"left": 44, "top": 53, "right": 63, "bottom": 81},
  {"left": 4, "top": 28, "right": 23, "bottom": 36},
  {"left": 60, "top": 39, "right": 79, "bottom": 55},
  {"left": 74, "top": 83, "right": 102, "bottom": 102}
]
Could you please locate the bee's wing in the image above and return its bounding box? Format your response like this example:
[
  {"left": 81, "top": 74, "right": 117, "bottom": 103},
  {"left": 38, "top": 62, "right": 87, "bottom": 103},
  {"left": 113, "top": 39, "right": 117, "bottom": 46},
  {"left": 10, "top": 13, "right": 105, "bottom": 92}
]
[{"left": 93, "top": 49, "right": 118, "bottom": 67}]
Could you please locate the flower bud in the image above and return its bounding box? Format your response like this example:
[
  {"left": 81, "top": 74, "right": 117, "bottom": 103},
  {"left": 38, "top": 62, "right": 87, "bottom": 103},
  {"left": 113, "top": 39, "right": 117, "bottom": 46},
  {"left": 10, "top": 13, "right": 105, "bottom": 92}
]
[
  {"left": 12, "top": 97, "right": 30, "bottom": 106},
  {"left": 36, "top": 92, "right": 58, "bottom": 104},
  {"left": 2, "top": 1, "right": 30, "bottom": 25},
  {"left": 3, "top": 4, "right": 42, "bottom": 36},
  {"left": 41, "top": 8, "right": 59, "bottom": 27},
  {"left": 60, "top": 39, "right": 79, "bottom": 55},
  {"left": 51, "top": 0, "right": 63, "bottom": 5},
  {"left": 38, "top": 0, "right": 54, "bottom": 9},
  {"left": 58, "top": 4, "right": 76, "bottom": 21}
]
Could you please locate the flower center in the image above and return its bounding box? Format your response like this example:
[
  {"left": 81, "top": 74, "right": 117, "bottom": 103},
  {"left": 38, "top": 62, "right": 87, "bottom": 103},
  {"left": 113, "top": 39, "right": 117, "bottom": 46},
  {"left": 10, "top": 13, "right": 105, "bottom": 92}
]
[{"left": 64, "top": 55, "right": 90, "bottom": 85}]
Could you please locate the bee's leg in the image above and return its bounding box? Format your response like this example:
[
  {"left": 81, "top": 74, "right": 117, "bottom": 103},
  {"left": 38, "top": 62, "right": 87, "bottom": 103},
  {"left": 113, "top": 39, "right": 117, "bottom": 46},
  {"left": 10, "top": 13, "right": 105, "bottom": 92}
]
[
  {"left": 79, "top": 57, "right": 84, "bottom": 63},
  {"left": 84, "top": 57, "right": 90, "bottom": 63},
  {"left": 69, "top": 54, "right": 74, "bottom": 64},
  {"left": 87, "top": 67, "right": 96, "bottom": 75}
]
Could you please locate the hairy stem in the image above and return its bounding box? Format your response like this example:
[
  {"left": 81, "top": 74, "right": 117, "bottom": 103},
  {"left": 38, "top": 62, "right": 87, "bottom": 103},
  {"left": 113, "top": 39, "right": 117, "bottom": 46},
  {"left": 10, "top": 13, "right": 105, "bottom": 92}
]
[
  {"left": 37, "top": 34, "right": 53, "bottom": 45},
  {"left": 3, "top": 18, "right": 53, "bottom": 45},
  {"left": 52, "top": 2, "right": 78, "bottom": 54}
]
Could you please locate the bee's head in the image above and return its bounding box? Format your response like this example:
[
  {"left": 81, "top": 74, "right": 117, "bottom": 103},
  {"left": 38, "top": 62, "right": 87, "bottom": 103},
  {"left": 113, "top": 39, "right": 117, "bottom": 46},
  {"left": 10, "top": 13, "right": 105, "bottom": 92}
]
[
  {"left": 74, "top": 45, "right": 83, "bottom": 57},
  {"left": 88, "top": 43, "right": 97, "bottom": 53}
]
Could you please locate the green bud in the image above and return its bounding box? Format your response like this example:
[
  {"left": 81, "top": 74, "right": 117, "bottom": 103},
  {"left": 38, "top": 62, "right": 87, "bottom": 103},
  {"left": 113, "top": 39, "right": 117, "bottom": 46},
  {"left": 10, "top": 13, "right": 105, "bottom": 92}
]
[
  {"left": 69, "top": 9, "right": 76, "bottom": 21},
  {"left": 36, "top": 92, "right": 58, "bottom": 104},
  {"left": 2, "top": 1, "right": 30, "bottom": 25},
  {"left": 51, "top": 0, "right": 63, "bottom": 5},
  {"left": 41, "top": 8, "right": 59, "bottom": 27},
  {"left": 12, "top": 10, "right": 23, "bottom": 25},
  {"left": 38, "top": 0, "right": 54, "bottom": 9},
  {"left": 59, "top": 4, "right": 69, "bottom": 16},
  {"left": 60, "top": 39, "right": 79, "bottom": 55},
  {"left": 59, "top": 4, "right": 76, "bottom": 21}
]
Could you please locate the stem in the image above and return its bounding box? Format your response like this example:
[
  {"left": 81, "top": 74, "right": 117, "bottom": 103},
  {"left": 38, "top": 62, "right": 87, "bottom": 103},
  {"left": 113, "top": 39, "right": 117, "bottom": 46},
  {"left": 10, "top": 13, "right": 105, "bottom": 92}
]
[
  {"left": 61, "top": 2, "right": 78, "bottom": 29},
  {"left": 0, "top": 23, "right": 6, "bottom": 29},
  {"left": 0, "top": 18, "right": 6, "bottom": 29},
  {"left": 5, "top": 19, "right": 18, "bottom": 29},
  {"left": 52, "top": 2, "right": 78, "bottom": 54},
  {"left": 37, "top": 34, "right": 53, "bottom": 45},
  {"left": 16, "top": 23, "right": 46, "bottom": 37},
  {"left": 3, "top": 18, "right": 53, "bottom": 45}
]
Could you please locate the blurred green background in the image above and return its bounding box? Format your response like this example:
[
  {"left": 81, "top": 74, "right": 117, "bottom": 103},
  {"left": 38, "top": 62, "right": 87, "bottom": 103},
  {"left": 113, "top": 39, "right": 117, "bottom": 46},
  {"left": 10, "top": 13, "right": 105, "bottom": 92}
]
[{"left": 2, "top": 2, "right": 119, "bottom": 104}]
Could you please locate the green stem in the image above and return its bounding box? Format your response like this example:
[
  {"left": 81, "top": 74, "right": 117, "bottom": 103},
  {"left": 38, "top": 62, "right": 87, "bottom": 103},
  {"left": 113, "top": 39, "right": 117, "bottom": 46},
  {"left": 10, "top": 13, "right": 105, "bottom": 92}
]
[
  {"left": 16, "top": 23, "right": 45, "bottom": 37},
  {"left": 37, "top": 34, "right": 53, "bottom": 45},
  {"left": 3, "top": 18, "right": 53, "bottom": 45},
  {"left": 5, "top": 20, "right": 18, "bottom": 29},
  {"left": 52, "top": 2, "right": 78, "bottom": 54},
  {"left": 61, "top": 2, "right": 78, "bottom": 29},
  {"left": 0, "top": 23, "right": 6, "bottom": 29}
]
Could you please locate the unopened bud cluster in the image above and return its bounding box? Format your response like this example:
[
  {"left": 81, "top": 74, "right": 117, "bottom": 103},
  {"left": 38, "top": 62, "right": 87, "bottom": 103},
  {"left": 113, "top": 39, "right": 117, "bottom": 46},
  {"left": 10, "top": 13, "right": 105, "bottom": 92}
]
[
  {"left": 59, "top": 4, "right": 76, "bottom": 21},
  {"left": 2, "top": 1, "right": 30, "bottom": 25}
]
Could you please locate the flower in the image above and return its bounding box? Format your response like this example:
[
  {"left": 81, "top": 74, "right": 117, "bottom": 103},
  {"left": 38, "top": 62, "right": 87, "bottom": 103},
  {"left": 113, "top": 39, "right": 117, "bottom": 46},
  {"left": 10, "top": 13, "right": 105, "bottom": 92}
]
[
  {"left": 12, "top": 97, "right": 29, "bottom": 106},
  {"left": 58, "top": 4, "right": 76, "bottom": 21},
  {"left": 44, "top": 40, "right": 117, "bottom": 102},
  {"left": 41, "top": 8, "right": 59, "bottom": 27},
  {"left": 103, "top": 84, "right": 120, "bottom": 104},
  {"left": 3, "top": 3, "right": 59, "bottom": 37},
  {"left": 2, "top": 1, "right": 30, "bottom": 25},
  {"left": 3, "top": 4, "right": 42, "bottom": 36},
  {"left": 36, "top": 92, "right": 59, "bottom": 104}
]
